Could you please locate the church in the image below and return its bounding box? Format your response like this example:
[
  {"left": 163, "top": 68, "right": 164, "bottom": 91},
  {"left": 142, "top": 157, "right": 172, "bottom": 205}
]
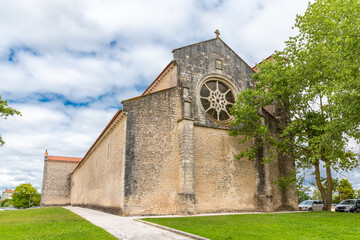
[{"left": 41, "top": 34, "right": 298, "bottom": 216}]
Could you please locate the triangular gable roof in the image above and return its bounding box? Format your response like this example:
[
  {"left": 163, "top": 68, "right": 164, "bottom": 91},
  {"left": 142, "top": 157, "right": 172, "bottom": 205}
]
[
  {"left": 142, "top": 61, "right": 175, "bottom": 95},
  {"left": 172, "top": 37, "right": 254, "bottom": 72},
  {"left": 3, "top": 189, "right": 14, "bottom": 193}
]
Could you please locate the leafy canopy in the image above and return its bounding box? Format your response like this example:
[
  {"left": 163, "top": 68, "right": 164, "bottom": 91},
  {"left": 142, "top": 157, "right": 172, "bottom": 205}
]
[
  {"left": 10, "top": 183, "right": 41, "bottom": 209},
  {"left": 356, "top": 189, "right": 360, "bottom": 199},
  {"left": 0, "top": 94, "right": 21, "bottom": 145},
  {"left": 338, "top": 178, "right": 355, "bottom": 200},
  {"left": 230, "top": 0, "right": 360, "bottom": 209},
  {"left": 0, "top": 198, "right": 11, "bottom": 207},
  {"left": 296, "top": 176, "right": 311, "bottom": 203}
]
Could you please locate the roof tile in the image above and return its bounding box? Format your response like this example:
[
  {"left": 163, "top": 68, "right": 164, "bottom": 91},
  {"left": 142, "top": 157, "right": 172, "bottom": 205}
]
[{"left": 48, "top": 156, "right": 82, "bottom": 162}]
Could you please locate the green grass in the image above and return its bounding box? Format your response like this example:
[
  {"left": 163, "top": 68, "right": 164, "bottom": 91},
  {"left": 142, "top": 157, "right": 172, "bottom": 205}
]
[
  {"left": 143, "top": 212, "right": 360, "bottom": 240},
  {"left": 0, "top": 207, "right": 117, "bottom": 240}
]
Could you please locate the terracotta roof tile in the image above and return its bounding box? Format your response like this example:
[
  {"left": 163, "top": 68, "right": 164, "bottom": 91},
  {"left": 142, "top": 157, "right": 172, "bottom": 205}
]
[
  {"left": 48, "top": 156, "right": 82, "bottom": 162},
  {"left": 252, "top": 55, "right": 274, "bottom": 73},
  {"left": 3, "top": 189, "right": 14, "bottom": 193}
]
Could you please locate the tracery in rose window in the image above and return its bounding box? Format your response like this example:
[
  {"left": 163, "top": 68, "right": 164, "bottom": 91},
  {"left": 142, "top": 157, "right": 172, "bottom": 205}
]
[{"left": 200, "top": 80, "right": 235, "bottom": 121}]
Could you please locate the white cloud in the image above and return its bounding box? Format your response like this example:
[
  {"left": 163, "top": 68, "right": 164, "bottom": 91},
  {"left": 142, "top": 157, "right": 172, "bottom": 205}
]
[{"left": 0, "top": 101, "right": 116, "bottom": 190}]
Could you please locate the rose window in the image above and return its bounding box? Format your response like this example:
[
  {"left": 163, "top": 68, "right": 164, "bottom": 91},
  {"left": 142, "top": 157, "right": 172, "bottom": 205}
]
[{"left": 200, "top": 80, "right": 235, "bottom": 121}]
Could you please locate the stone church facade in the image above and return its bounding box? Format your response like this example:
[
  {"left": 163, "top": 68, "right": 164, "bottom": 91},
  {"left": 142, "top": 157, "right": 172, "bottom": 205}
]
[{"left": 41, "top": 37, "right": 297, "bottom": 215}]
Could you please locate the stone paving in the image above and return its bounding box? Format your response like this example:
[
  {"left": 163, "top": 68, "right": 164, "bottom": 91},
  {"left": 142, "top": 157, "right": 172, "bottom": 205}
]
[{"left": 64, "top": 206, "right": 192, "bottom": 240}]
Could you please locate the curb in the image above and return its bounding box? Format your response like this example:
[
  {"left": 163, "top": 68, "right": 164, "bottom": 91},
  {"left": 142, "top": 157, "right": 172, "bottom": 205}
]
[{"left": 134, "top": 219, "right": 210, "bottom": 240}]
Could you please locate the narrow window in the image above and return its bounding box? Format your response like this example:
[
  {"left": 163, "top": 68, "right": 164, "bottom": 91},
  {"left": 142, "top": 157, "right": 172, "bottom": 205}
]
[
  {"left": 107, "top": 141, "right": 111, "bottom": 161},
  {"left": 96, "top": 153, "right": 98, "bottom": 169}
]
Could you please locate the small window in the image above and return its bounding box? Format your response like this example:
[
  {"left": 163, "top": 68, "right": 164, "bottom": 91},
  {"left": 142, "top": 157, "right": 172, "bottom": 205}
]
[
  {"left": 215, "top": 59, "right": 223, "bottom": 70},
  {"left": 107, "top": 141, "right": 111, "bottom": 161},
  {"left": 96, "top": 153, "right": 98, "bottom": 169}
]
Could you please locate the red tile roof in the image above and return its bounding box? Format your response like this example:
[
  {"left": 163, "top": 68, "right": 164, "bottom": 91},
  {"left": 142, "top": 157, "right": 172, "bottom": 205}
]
[
  {"left": 48, "top": 156, "right": 82, "bottom": 162},
  {"left": 3, "top": 189, "right": 14, "bottom": 193},
  {"left": 252, "top": 55, "right": 274, "bottom": 73}
]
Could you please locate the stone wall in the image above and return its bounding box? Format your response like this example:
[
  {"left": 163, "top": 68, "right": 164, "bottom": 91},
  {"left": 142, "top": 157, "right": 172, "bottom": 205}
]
[
  {"left": 173, "top": 38, "right": 297, "bottom": 212},
  {"left": 173, "top": 38, "right": 254, "bottom": 129},
  {"left": 193, "top": 126, "right": 257, "bottom": 213},
  {"left": 63, "top": 38, "right": 297, "bottom": 215},
  {"left": 41, "top": 160, "right": 78, "bottom": 206},
  {"left": 70, "top": 112, "right": 127, "bottom": 214},
  {"left": 122, "top": 87, "right": 181, "bottom": 215},
  {"left": 143, "top": 62, "right": 178, "bottom": 95},
  {"left": 264, "top": 108, "right": 298, "bottom": 211}
]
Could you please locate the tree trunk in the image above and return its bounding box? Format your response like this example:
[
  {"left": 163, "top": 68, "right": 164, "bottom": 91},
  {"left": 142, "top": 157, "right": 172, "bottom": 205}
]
[
  {"left": 314, "top": 161, "right": 333, "bottom": 211},
  {"left": 324, "top": 159, "right": 333, "bottom": 211},
  {"left": 314, "top": 162, "right": 327, "bottom": 210}
]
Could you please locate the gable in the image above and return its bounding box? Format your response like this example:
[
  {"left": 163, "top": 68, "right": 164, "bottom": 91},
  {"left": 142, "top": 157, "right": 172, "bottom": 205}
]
[
  {"left": 142, "top": 61, "right": 177, "bottom": 95},
  {"left": 172, "top": 37, "right": 255, "bottom": 129},
  {"left": 172, "top": 37, "right": 253, "bottom": 72}
]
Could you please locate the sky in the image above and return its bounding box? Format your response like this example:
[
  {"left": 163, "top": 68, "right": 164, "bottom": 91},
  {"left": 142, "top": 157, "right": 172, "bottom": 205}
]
[{"left": 0, "top": 0, "right": 359, "bottom": 194}]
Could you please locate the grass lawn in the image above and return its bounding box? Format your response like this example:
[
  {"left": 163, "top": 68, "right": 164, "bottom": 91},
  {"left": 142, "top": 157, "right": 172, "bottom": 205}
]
[
  {"left": 0, "top": 207, "right": 117, "bottom": 240},
  {"left": 143, "top": 212, "right": 360, "bottom": 240}
]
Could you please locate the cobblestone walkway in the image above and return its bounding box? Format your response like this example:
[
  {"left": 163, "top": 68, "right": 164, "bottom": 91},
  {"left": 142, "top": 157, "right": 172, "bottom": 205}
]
[{"left": 64, "top": 206, "right": 192, "bottom": 240}]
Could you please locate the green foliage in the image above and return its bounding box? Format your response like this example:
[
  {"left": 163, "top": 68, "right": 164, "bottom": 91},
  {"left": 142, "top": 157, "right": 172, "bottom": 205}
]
[
  {"left": 355, "top": 189, "right": 360, "bottom": 199},
  {"left": 331, "top": 178, "right": 355, "bottom": 202},
  {"left": 296, "top": 176, "right": 311, "bottom": 203},
  {"left": 273, "top": 170, "right": 297, "bottom": 190},
  {"left": 338, "top": 178, "right": 355, "bottom": 200},
  {"left": 310, "top": 177, "right": 339, "bottom": 193},
  {"left": 297, "top": 187, "right": 311, "bottom": 203},
  {"left": 0, "top": 94, "right": 21, "bottom": 145},
  {"left": 1, "top": 198, "right": 11, "bottom": 207},
  {"left": 332, "top": 195, "right": 341, "bottom": 204},
  {"left": 312, "top": 189, "right": 322, "bottom": 200},
  {"left": 311, "top": 177, "right": 341, "bottom": 202},
  {"left": 230, "top": 0, "right": 360, "bottom": 207},
  {"left": 143, "top": 212, "right": 360, "bottom": 240},
  {"left": 0, "top": 207, "right": 117, "bottom": 239},
  {"left": 10, "top": 183, "right": 41, "bottom": 209}
]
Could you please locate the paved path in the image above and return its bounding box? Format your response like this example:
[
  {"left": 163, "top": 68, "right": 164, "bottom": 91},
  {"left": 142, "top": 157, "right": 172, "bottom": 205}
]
[
  {"left": 64, "top": 206, "right": 302, "bottom": 239},
  {"left": 64, "top": 206, "right": 192, "bottom": 240}
]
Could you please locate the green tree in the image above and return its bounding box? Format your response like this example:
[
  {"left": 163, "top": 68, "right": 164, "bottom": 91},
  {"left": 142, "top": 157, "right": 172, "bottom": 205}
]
[
  {"left": 0, "top": 94, "right": 21, "bottom": 145},
  {"left": 296, "top": 176, "right": 311, "bottom": 203},
  {"left": 10, "top": 183, "right": 41, "bottom": 209},
  {"left": 311, "top": 177, "right": 340, "bottom": 202},
  {"left": 310, "top": 177, "right": 339, "bottom": 193},
  {"left": 338, "top": 178, "right": 355, "bottom": 200},
  {"left": 355, "top": 189, "right": 360, "bottom": 199},
  {"left": 0, "top": 198, "right": 11, "bottom": 207},
  {"left": 230, "top": 0, "right": 360, "bottom": 211},
  {"left": 312, "top": 189, "right": 322, "bottom": 200},
  {"left": 297, "top": 186, "right": 311, "bottom": 203}
]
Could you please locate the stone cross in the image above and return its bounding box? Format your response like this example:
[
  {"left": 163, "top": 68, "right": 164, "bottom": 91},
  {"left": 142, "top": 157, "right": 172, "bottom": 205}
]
[{"left": 215, "top": 29, "right": 220, "bottom": 38}]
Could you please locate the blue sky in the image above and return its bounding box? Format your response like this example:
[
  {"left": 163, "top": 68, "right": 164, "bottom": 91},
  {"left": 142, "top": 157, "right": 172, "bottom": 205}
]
[{"left": 0, "top": 0, "right": 358, "bottom": 194}]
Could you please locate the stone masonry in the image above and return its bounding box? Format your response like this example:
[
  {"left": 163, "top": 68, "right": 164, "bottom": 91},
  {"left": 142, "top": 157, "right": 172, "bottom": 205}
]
[
  {"left": 42, "top": 37, "right": 298, "bottom": 215},
  {"left": 41, "top": 151, "right": 81, "bottom": 206}
]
